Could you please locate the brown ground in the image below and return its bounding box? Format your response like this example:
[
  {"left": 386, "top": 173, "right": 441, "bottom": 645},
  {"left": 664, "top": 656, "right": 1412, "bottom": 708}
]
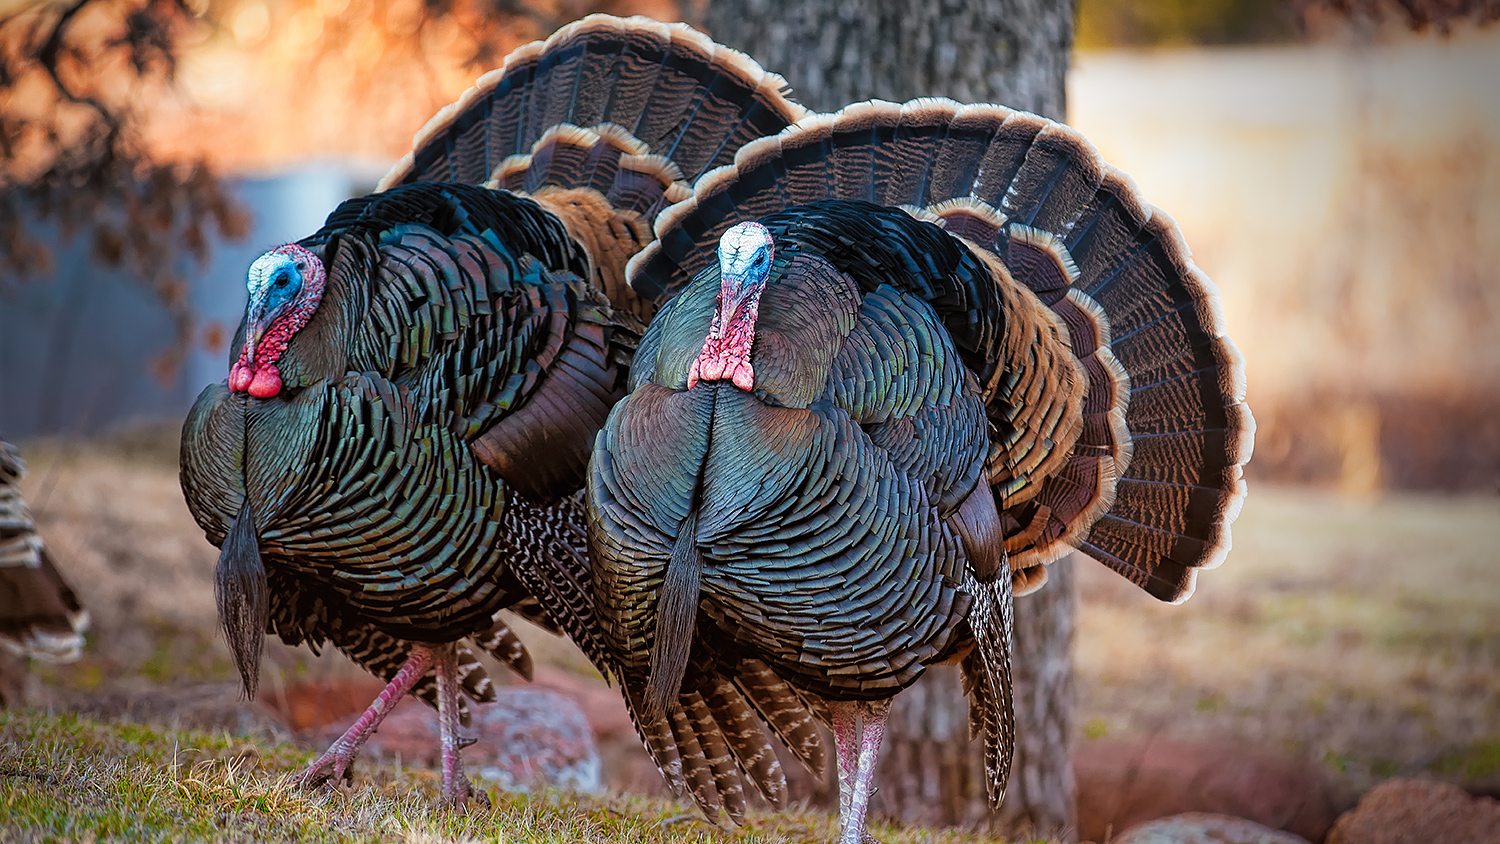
[
  {"left": 12, "top": 429, "right": 1500, "bottom": 801},
  {"left": 1075, "top": 484, "right": 1500, "bottom": 794}
]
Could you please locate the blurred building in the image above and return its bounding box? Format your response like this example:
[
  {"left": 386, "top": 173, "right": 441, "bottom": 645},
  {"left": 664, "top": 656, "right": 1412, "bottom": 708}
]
[{"left": 0, "top": 168, "right": 360, "bottom": 439}]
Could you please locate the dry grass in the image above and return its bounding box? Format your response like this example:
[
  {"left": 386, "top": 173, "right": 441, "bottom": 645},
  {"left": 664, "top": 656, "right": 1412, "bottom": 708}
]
[
  {"left": 11, "top": 434, "right": 1500, "bottom": 814},
  {"left": 0, "top": 710, "right": 1034, "bottom": 844},
  {"left": 1075, "top": 484, "right": 1500, "bottom": 791}
]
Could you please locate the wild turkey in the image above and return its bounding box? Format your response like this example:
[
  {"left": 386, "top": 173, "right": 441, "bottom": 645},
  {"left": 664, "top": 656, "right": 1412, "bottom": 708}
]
[
  {"left": 589, "top": 98, "right": 1253, "bottom": 842},
  {"left": 1, "top": 439, "right": 89, "bottom": 705},
  {"left": 179, "top": 15, "right": 826, "bottom": 811}
]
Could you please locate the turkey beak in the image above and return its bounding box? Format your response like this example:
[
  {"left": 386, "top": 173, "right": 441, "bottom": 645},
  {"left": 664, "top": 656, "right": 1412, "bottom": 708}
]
[
  {"left": 714, "top": 277, "right": 750, "bottom": 334},
  {"left": 242, "top": 298, "right": 285, "bottom": 365},
  {"left": 242, "top": 313, "right": 267, "bottom": 366}
]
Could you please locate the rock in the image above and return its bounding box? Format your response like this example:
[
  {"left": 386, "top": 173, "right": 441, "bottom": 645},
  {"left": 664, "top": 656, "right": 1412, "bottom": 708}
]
[
  {"left": 280, "top": 669, "right": 641, "bottom": 796},
  {"left": 527, "top": 666, "right": 671, "bottom": 796},
  {"left": 470, "top": 688, "right": 603, "bottom": 795},
  {"left": 1326, "top": 778, "right": 1500, "bottom": 844},
  {"left": 528, "top": 666, "right": 635, "bottom": 742},
  {"left": 1113, "top": 813, "right": 1312, "bottom": 844},
  {"left": 1076, "top": 739, "right": 1351, "bottom": 844},
  {"left": 260, "top": 676, "right": 386, "bottom": 732},
  {"left": 302, "top": 687, "right": 603, "bottom": 794}
]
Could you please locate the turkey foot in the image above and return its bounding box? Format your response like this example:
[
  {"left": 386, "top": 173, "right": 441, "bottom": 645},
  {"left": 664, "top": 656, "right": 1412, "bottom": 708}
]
[
  {"left": 299, "top": 647, "right": 436, "bottom": 790},
  {"left": 432, "top": 643, "right": 475, "bottom": 808},
  {"left": 829, "top": 698, "right": 892, "bottom": 844},
  {"left": 298, "top": 644, "right": 476, "bottom": 807}
]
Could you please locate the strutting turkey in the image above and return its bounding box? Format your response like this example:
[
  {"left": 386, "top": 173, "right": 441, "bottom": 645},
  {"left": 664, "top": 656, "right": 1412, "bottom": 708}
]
[
  {"left": 179, "top": 15, "right": 827, "bottom": 811},
  {"left": 0, "top": 439, "right": 89, "bottom": 705},
  {"left": 589, "top": 98, "right": 1254, "bottom": 842}
]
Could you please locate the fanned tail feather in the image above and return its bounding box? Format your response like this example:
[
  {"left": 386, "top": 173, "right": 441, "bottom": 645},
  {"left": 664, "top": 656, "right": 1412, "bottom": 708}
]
[
  {"left": 628, "top": 97, "right": 1251, "bottom": 602},
  {"left": 1064, "top": 175, "right": 1253, "bottom": 601},
  {"left": 0, "top": 441, "right": 89, "bottom": 664},
  {"left": 376, "top": 13, "right": 805, "bottom": 324},
  {"left": 682, "top": 689, "right": 747, "bottom": 823},
  {"left": 379, "top": 14, "right": 806, "bottom": 200},
  {"left": 623, "top": 683, "right": 687, "bottom": 794},
  {"left": 619, "top": 662, "right": 810, "bottom": 822},
  {"left": 470, "top": 612, "right": 534, "bottom": 682},
  {"left": 488, "top": 123, "right": 693, "bottom": 224},
  {"left": 730, "top": 657, "right": 828, "bottom": 778},
  {"left": 697, "top": 671, "right": 789, "bottom": 807},
  {"left": 665, "top": 696, "right": 722, "bottom": 820}
]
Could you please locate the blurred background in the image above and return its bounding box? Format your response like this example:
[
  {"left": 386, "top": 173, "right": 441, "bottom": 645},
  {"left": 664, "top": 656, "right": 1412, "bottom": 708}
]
[{"left": 1, "top": 0, "right": 1497, "bottom": 838}]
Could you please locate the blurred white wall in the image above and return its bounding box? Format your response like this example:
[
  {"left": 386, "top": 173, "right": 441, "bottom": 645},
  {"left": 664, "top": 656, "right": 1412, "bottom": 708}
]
[{"left": 1069, "top": 29, "right": 1500, "bottom": 402}]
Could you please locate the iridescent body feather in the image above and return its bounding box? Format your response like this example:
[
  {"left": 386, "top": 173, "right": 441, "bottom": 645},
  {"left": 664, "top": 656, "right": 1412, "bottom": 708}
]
[
  {"left": 179, "top": 15, "right": 819, "bottom": 813},
  {"left": 596, "top": 97, "right": 1254, "bottom": 842}
]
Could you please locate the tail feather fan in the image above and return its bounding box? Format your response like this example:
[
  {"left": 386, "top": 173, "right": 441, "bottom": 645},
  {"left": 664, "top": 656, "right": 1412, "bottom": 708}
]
[{"left": 626, "top": 97, "right": 1252, "bottom": 602}]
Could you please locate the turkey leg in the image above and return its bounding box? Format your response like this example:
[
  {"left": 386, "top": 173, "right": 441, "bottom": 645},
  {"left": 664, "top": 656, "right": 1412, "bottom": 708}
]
[
  {"left": 831, "top": 700, "right": 861, "bottom": 820},
  {"left": 829, "top": 698, "right": 892, "bottom": 844},
  {"left": 432, "top": 643, "right": 472, "bottom": 807},
  {"left": 298, "top": 646, "right": 436, "bottom": 791}
]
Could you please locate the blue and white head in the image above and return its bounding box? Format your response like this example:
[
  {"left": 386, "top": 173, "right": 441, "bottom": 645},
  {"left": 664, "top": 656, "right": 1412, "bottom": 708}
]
[
  {"left": 229, "top": 243, "right": 325, "bottom": 398},
  {"left": 246, "top": 250, "right": 306, "bottom": 330},
  {"left": 717, "top": 221, "right": 774, "bottom": 300}
]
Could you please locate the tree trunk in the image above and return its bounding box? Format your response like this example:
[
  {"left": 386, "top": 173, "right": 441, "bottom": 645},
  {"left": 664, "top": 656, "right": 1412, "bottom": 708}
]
[
  {"left": 700, "top": 0, "right": 1072, "bottom": 117},
  {"left": 700, "top": 1, "right": 1079, "bottom": 839}
]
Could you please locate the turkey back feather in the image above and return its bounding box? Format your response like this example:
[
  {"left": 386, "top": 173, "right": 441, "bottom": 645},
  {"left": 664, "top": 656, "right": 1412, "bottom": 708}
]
[
  {"left": 627, "top": 97, "right": 1253, "bottom": 603},
  {"left": 0, "top": 440, "right": 89, "bottom": 664}
]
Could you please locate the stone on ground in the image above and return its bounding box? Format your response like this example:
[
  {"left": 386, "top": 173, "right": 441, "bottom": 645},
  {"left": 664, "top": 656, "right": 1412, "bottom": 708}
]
[
  {"left": 1075, "top": 739, "right": 1350, "bottom": 843},
  {"left": 1326, "top": 778, "right": 1500, "bottom": 844},
  {"left": 298, "top": 684, "right": 603, "bottom": 794},
  {"left": 1113, "top": 813, "right": 1311, "bottom": 844}
]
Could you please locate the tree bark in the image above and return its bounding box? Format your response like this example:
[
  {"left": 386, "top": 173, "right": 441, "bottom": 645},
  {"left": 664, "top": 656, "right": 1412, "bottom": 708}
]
[
  {"left": 701, "top": 0, "right": 1072, "bottom": 117},
  {"left": 700, "top": 1, "right": 1079, "bottom": 839}
]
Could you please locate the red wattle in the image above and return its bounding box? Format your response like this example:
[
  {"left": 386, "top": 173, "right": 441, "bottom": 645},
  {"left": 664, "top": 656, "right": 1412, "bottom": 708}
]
[
  {"left": 247, "top": 367, "right": 282, "bottom": 398},
  {"left": 227, "top": 242, "right": 326, "bottom": 399},
  {"left": 229, "top": 361, "right": 253, "bottom": 392},
  {"left": 692, "top": 348, "right": 754, "bottom": 390},
  {"left": 690, "top": 311, "right": 758, "bottom": 391}
]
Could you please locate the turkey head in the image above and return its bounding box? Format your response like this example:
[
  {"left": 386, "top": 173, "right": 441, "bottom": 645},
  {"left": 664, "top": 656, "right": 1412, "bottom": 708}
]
[
  {"left": 228, "top": 244, "right": 326, "bottom": 399},
  {"left": 688, "top": 221, "right": 774, "bottom": 390}
]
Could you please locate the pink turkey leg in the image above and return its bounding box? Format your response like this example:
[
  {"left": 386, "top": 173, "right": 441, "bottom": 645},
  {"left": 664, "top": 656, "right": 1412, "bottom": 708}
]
[
  {"left": 830, "top": 699, "right": 892, "bottom": 844},
  {"left": 299, "top": 646, "right": 435, "bottom": 789},
  {"left": 830, "top": 701, "right": 862, "bottom": 820},
  {"left": 433, "top": 646, "right": 473, "bottom": 807}
]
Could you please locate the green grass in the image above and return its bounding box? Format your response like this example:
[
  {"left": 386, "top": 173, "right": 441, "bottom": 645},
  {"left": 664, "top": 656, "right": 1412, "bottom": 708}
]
[
  {"left": 0, "top": 710, "right": 1034, "bottom": 844},
  {"left": 1434, "top": 739, "right": 1500, "bottom": 782}
]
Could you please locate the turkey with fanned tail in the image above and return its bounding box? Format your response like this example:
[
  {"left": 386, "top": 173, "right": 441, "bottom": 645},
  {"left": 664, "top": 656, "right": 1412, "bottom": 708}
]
[
  {"left": 590, "top": 97, "right": 1253, "bottom": 842},
  {"left": 1, "top": 438, "right": 89, "bottom": 702},
  {"left": 179, "top": 15, "right": 825, "bottom": 811}
]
